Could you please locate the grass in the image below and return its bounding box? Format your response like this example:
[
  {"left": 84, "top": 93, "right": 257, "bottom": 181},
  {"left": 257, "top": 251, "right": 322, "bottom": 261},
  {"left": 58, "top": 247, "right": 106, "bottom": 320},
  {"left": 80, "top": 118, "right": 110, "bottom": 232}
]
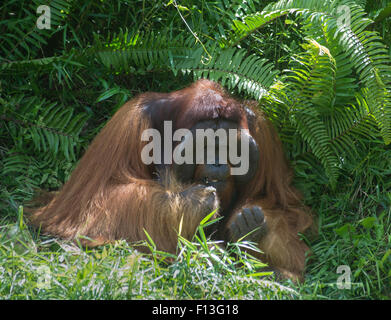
[
  {"left": 299, "top": 193, "right": 391, "bottom": 299},
  {"left": 0, "top": 212, "right": 296, "bottom": 300},
  {"left": 1, "top": 192, "right": 390, "bottom": 300}
]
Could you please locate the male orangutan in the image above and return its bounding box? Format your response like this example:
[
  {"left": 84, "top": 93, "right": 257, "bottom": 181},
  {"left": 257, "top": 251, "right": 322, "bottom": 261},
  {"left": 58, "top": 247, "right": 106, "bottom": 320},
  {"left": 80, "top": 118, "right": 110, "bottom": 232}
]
[{"left": 30, "top": 79, "right": 313, "bottom": 280}]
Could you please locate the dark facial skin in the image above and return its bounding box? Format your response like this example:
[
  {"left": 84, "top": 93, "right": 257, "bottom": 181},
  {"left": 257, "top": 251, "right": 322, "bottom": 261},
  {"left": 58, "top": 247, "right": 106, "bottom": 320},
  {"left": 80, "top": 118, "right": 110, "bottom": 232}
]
[
  {"left": 193, "top": 159, "right": 236, "bottom": 212},
  {"left": 173, "top": 119, "right": 259, "bottom": 195}
]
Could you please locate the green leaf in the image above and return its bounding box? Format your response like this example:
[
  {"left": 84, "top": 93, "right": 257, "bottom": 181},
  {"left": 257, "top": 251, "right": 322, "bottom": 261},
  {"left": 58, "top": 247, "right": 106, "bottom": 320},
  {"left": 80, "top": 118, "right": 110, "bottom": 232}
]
[
  {"left": 359, "top": 217, "right": 377, "bottom": 229},
  {"left": 374, "top": 3, "right": 391, "bottom": 23},
  {"left": 95, "top": 87, "right": 122, "bottom": 103},
  {"left": 335, "top": 223, "right": 356, "bottom": 237}
]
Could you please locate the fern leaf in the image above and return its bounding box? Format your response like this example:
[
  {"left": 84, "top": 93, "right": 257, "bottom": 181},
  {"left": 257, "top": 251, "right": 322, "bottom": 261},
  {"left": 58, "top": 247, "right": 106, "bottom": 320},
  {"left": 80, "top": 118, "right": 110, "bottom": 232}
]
[{"left": 229, "top": 0, "right": 391, "bottom": 144}]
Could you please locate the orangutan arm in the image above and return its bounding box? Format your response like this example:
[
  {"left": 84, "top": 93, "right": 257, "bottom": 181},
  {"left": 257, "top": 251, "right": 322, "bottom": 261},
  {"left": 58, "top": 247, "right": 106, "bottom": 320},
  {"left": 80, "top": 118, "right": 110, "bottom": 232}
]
[
  {"left": 224, "top": 200, "right": 311, "bottom": 281},
  {"left": 99, "top": 181, "right": 219, "bottom": 253}
]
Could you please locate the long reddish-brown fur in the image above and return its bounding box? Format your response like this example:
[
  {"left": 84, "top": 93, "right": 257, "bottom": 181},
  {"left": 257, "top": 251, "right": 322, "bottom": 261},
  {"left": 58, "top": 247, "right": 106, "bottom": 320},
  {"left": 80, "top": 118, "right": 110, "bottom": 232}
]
[{"left": 29, "top": 79, "right": 313, "bottom": 280}]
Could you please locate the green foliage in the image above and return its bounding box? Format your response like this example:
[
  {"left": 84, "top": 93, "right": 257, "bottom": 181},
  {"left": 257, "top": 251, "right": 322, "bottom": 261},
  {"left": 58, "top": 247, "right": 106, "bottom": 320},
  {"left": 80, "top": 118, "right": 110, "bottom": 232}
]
[
  {"left": 263, "top": 40, "right": 341, "bottom": 185},
  {"left": 302, "top": 194, "right": 391, "bottom": 299},
  {"left": 0, "top": 216, "right": 293, "bottom": 299},
  {"left": 3, "top": 95, "right": 88, "bottom": 161},
  {"left": 230, "top": 0, "right": 391, "bottom": 144},
  {"left": 1, "top": 0, "right": 391, "bottom": 299},
  {"left": 178, "top": 47, "right": 280, "bottom": 99},
  {"left": 0, "top": 0, "right": 71, "bottom": 61}
]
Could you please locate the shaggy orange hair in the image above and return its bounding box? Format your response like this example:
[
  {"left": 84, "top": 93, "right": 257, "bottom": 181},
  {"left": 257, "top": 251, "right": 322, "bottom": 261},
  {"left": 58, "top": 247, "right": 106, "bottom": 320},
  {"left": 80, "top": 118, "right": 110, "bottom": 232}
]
[{"left": 30, "top": 80, "right": 313, "bottom": 280}]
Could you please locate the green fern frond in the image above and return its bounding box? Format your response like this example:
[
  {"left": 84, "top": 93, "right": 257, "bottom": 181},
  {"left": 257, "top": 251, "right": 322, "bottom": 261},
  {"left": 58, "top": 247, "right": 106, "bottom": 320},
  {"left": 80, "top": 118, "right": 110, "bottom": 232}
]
[
  {"left": 178, "top": 47, "right": 279, "bottom": 99},
  {"left": 264, "top": 36, "right": 386, "bottom": 185},
  {"left": 2, "top": 95, "right": 88, "bottom": 161},
  {"left": 229, "top": 0, "right": 391, "bottom": 144},
  {"left": 0, "top": 0, "right": 72, "bottom": 62},
  {"left": 295, "top": 105, "right": 340, "bottom": 182},
  {"left": 326, "top": 91, "right": 379, "bottom": 161},
  {"left": 264, "top": 40, "right": 340, "bottom": 185},
  {"left": 94, "top": 29, "right": 193, "bottom": 75},
  {"left": 332, "top": 48, "right": 358, "bottom": 106},
  {"left": 0, "top": 49, "right": 87, "bottom": 76},
  {"left": 95, "top": 30, "right": 279, "bottom": 99}
]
